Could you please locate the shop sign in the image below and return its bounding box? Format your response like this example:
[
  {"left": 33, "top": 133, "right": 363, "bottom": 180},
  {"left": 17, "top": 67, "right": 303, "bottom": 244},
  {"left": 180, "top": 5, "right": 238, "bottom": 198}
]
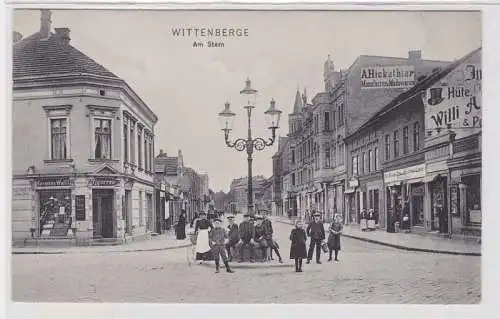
[
  {"left": 360, "top": 65, "right": 415, "bottom": 89},
  {"left": 88, "top": 177, "right": 120, "bottom": 187},
  {"left": 36, "top": 177, "right": 71, "bottom": 188},
  {"left": 424, "top": 54, "right": 482, "bottom": 138},
  {"left": 384, "top": 164, "right": 425, "bottom": 184},
  {"left": 412, "top": 185, "right": 425, "bottom": 196}
]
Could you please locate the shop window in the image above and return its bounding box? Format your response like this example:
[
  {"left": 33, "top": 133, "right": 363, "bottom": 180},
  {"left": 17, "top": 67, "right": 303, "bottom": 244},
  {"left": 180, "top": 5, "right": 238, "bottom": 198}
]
[
  {"left": 464, "top": 175, "right": 481, "bottom": 225},
  {"left": 38, "top": 190, "right": 72, "bottom": 237},
  {"left": 50, "top": 118, "right": 68, "bottom": 160},
  {"left": 95, "top": 119, "right": 112, "bottom": 159}
]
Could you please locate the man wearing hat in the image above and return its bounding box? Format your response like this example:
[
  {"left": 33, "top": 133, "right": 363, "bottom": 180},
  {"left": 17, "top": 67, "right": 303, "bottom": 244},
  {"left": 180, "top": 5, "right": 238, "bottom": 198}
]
[
  {"left": 209, "top": 217, "right": 234, "bottom": 273},
  {"left": 306, "top": 212, "right": 326, "bottom": 264},
  {"left": 237, "top": 214, "right": 256, "bottom": 262},
  {"left": 194, "top": 211, "right": 213, "bottom": 263},
  {"left": 253, "top": 215, "right": 268, "bottom": 261},
  {"left": 225, "top": 215, "right": 240, "bottom": 262},
  {"left": 262, "top": 211, "right": 283, "bottom": 263}
]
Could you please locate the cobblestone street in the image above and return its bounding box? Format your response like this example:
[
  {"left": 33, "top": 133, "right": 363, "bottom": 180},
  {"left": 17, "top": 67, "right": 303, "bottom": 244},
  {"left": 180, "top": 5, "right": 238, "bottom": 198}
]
[{"left": 12, "top": 220, "right": 480, "bottom": 304}]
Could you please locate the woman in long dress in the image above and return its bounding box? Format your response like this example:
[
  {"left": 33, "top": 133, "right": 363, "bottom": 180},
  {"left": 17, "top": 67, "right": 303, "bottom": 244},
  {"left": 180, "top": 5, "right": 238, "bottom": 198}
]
[
  {"left": 176, "top": 210, "right": 187, "bottom": 240},
  {"left": 327, "top": 213, "right": 343, "bottom": 262},
  {"left": 194, "top": 211, "right": 213, "bottom": 263}
]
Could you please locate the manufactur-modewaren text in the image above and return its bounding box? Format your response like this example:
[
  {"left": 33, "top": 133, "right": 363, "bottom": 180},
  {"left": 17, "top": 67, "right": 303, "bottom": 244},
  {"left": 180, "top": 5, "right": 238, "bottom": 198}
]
[{"left": 172, "top": 27, "right": 249, "bottom": 37}]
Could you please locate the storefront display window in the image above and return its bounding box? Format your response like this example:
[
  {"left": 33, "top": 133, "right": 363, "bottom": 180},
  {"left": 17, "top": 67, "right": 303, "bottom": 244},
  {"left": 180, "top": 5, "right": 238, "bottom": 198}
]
[
  {"left": 38, "top": 190, "right": 72, "bottom": 237},
  {"left": 411, "top": 183, "right": 425, "bottom": 226},
  {"left": 463, "top": 174, "right": 481, "bottom": 225}
]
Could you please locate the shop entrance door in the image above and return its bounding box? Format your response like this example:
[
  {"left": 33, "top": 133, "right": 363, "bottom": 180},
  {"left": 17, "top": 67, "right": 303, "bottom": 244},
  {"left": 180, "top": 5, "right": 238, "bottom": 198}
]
[{"left": 92, "top": 189, "right": 114, "bottom": 238}]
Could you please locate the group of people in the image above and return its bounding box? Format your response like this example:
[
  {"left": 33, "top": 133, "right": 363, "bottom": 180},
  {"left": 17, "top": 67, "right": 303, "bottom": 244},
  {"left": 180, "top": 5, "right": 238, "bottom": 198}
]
[
  {"left": 289, "top": 212, "right": 343, "bottom": 272},
  {"left": 191, "top": 211, "right": 283, "bottom": 274},
  {"left": 181, "top": 209, "right": 344, "bottom": 274},
  {"left": 359, "top": 208, "right": 378, "bottom": 232}
]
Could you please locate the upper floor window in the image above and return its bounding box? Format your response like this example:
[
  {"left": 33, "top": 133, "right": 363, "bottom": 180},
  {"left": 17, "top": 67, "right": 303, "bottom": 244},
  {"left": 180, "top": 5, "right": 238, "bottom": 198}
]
[
  {"left": 393, "top": 130, "right": 400, "bottom": 158},
  {"left": 50, "top": 119, "right": 68, "bottom": 160},
  {"left": 130, "top": 123, "right": 136, "bottom": 164},
  {"left": 314, "top": 115, "right": 319, "bottom": 134},
  {"left": 338, "top": 103, "right": 345, "bottom": 126},
  {"left": 361, "top": 152, "right": 366, "bottom": 175},
  {"left": 413, "top": 122, "right": 420, "bottom": 152},
  {"left": 368, "top": 150, "right": 372, "bottom": 173},
  {"left": 385, "top": 134, "right": 391, "bottom": 161},
  {"left": 324, "top": 111, "right": 331, "bottom": 131},
  {"left": 95, "top": 119, "right": 112, "bottom": 159},
  {"left": 138, "top": 128, "right": 143, "bottom": 169},
  {"left": 332, "top": 144, "right": 337, "bottom": 167},
  {"left": 123, "top": 120, "right": 129, "bottom": 162},
  {"left": 292, "top": 173, "right": 296, "bottom": 186},
  {"left": 352, "top": 155, "right": 359, "bottom": 176},
  {"left": 374, "top": 148, "right": 379, "bottom": 170},
  {"left": 325, "top": 145, "right": 331, "bottom": 168},
  {"left": 403, "top": 126, "right": 409, "bottom": 155}
]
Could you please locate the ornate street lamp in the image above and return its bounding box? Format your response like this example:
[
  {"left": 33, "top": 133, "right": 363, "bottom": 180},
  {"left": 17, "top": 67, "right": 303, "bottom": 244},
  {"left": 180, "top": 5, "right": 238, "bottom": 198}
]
[{"left": 218, "top": 78, "right": 282, "bottom": 215}]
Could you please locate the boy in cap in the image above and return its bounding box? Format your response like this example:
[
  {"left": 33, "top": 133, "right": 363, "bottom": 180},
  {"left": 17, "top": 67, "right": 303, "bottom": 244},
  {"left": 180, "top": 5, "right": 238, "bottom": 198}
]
[
  {"left": 237, "top": 214, "right": 256, "bottom": 262},
  {"left": 209, "top": 218, "right": 234, "bottom": 273},
  {"left": 262, "top": 211, "right": 283, "bottom": 263},
  {"left": 225, "top": 215, "right": 240, "bottom": 262},
  {"left": 306, "top": 212, "right": 326, "bottom": 264},
  {"left": 253, "top": 215, "right": 268, "bottom": 261}
]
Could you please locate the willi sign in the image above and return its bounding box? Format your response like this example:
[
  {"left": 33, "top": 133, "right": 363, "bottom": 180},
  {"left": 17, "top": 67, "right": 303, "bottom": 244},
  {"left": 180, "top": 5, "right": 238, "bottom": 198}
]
[{"left": 424, "top": 58, "right": 482, "bottom": 136}]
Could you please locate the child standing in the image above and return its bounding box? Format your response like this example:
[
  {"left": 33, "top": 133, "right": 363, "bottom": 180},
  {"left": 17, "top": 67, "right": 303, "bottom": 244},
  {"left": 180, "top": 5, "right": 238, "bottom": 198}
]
[
  {"left": 209, "top": 218, "right": 234, "bottom": 274},
  {"left": 289, "top": 220, "right": 307, "bottom": 272},
  {"left": 327, "top": 213, "right": 343, "bottom": 262}
]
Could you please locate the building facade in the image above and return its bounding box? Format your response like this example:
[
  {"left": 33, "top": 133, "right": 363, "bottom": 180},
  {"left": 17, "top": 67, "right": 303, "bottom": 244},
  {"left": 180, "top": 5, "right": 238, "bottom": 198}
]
[
  {"left": 271, "top": 136, "right": 289, "bottom": 216},
  {"left": 284, "top": 51, "right": 447, "bottom": 223},
  {"left": 229, "top": 175, "right": 267, "bottom": 214},
  {"left": 343, "top": 47, "right": 481, "bottom": 237},
  {"left": 423, "top": 48, "right": 482, "bottom": 237},
  {"left": 12, "top": 10, "right": 158, "bottom": 244}
]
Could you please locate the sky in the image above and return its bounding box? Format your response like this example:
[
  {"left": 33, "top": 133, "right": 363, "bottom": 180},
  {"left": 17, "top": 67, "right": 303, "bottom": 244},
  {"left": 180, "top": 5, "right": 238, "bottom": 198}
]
[{"left": 12, "top": 10, "right": 481, "bottom": 192}]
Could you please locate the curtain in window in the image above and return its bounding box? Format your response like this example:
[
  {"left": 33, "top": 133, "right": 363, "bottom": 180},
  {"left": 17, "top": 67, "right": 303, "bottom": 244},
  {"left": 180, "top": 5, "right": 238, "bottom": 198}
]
[
  {"left": 51, "top": 119, "right": 67, "bottom": 159},
  {"left": 95, "top": 119, "right": 111, "bottom": 159}
]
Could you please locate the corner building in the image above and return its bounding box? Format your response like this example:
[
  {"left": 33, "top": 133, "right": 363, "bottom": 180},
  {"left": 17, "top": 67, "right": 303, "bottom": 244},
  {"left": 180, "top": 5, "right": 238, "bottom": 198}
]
[{"left": 12, "top": 10, "right": 158, "bottom": 245}]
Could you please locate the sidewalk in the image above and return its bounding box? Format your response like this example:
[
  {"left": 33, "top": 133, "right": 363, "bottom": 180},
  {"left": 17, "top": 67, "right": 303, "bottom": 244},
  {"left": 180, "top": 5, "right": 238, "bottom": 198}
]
[
  {"left": 12, "top": 232, "right": 192, "bottom": 255},
  {"left": 274, "top": 217, "right": 481, "bottom": 256}
]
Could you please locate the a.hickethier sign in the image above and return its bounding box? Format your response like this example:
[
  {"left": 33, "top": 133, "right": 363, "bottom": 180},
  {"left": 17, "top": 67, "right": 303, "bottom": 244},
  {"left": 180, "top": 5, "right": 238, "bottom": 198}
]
[{"left": 360, "top": 65, "right": 416, "bottom": 89}]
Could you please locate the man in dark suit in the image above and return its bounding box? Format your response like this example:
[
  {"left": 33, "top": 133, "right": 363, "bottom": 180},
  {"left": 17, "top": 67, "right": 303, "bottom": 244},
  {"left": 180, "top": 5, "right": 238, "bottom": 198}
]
[
  {"left": 237, "top": 214, "right": 256, "bottom": 262},
  {"left": 306, "top": 212, "right": 325, "bottom": 264}
]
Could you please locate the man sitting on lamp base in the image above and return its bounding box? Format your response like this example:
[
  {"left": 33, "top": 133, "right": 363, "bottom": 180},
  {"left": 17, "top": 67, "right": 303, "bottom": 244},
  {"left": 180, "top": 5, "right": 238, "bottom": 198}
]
[{"left": 237, "top": 214, "right": 257, "bottom": 263}]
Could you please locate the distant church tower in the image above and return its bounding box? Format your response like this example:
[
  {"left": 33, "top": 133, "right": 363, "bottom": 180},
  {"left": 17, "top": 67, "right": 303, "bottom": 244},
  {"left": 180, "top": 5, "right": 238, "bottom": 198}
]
[{"left": 323, "top": 54, "right": 336, "bottom": 92}]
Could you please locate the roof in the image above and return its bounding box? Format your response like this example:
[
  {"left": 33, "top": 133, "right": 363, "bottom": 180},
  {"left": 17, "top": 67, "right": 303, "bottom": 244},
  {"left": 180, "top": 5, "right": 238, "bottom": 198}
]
[
  {"left": 346, "top": 48, "right": 482, "bottom": 140},
  {"left": 13, "top": 31, "right": 119, "bottom": 79},
  {"left": 154, "top": 154, "right": 179, "bottom": 175},
  {"left": 292, "top": 89, "right": 303, "bottom": 113}
]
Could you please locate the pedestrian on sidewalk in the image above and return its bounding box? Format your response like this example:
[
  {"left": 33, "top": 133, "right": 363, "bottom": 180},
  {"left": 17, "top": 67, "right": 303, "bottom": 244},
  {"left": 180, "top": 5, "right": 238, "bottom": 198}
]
[
  {"left": 262, "top": 211, "right": 283, "bottom": 263},
  {"left": 209, "top": 218, "right": 234, "bottom": 273},
  {"left": 306, "top": 212, "right": 325, "bottom": 264},
  {"left": 225, "top": 215, "right": 240, "bottom": 262},
  {"left": 290, "top": 220, "right": 307, "bottom": 272},
  {"left": 360, "top": 209, "right": 368, "bottom": 231},
  {"left": 190, "top": 212, "right": 199, "bottom": 228},
  {"left": 176, "top": 210, "right": 187, "bottom": 240},
  {"left": 367, "top": 209, "right": 376, "bottom": 231},
  {"left": 194, "top": 212, "right": 214, "bottom": 264},
  {"left": 237, "top": 214, "right": 257, "bottom": 263},
  {"left": 327, "top": 214, "right": 343, "bottom": 262}
]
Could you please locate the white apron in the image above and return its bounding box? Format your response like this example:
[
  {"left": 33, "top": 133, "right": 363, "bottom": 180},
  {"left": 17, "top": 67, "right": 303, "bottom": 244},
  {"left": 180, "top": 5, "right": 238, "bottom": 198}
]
[{"left": 195, "top": 229, "right": 211, "bottom": 254}]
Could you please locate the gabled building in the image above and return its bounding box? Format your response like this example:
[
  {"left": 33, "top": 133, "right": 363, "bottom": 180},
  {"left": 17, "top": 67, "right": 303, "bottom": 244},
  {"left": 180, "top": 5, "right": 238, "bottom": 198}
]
[
  {"left": 12, "top": 10, "right": 158, "bottom": 245},
  {"left": 271, "top": 136, "right": 289, "bottom": 216}
]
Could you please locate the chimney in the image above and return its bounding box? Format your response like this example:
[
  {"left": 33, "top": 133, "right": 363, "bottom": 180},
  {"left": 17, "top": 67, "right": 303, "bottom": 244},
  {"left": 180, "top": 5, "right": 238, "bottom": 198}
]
[
  {"left": 13, "top": 31, "right": 23, "bottom": 44},
  {"left": 408, "top": 50, "right": 422, "bottom": 63},
  {"left": 40, "top": 9, "right": 52, "bottom": 39},
  {"left": 159, "top": 149, "right": 166, "bottom": 157},
  {"left": 54, "top": 28, "right": 71, "bottom": 46}
]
